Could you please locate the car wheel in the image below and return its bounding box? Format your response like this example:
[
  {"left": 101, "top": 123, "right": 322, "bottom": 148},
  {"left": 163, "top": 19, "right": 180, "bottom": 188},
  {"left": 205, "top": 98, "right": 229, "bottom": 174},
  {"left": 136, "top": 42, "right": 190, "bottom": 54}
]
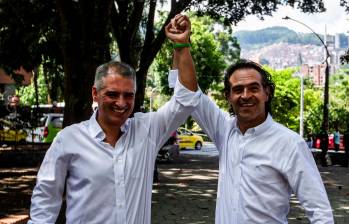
[
  {"left": 165, "top": 151, "right": 172, "bottom": 162},
  {"left": 195, "top": 141, "right": 202, "bottom": 150}
]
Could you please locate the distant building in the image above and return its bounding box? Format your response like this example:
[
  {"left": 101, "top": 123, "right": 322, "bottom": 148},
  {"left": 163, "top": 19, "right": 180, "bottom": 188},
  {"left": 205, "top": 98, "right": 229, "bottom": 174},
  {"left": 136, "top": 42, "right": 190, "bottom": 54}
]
[
  {"left": 301, "top": 64, "right": 327, "bottom": 87},
  {"left": 239, "top": 29, "right": 349, "bottom": 88}
]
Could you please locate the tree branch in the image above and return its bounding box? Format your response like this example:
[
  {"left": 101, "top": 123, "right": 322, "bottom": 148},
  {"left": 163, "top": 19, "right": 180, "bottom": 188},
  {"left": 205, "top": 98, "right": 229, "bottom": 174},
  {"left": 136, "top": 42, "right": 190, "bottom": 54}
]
[
  {"left": 128, "top": 1, "right": 145, "bottom": 42},
  {"left": 111, "top": 1, "right": 122, "bottom": 45},
  {"left": 139, "top": 0, "right": 190, "bottom": 71},
  {"left": 143, "top": 0, "right": 157, "bottom": 49},
  {"left": 116, "top": 0, "right": 128, "bottom": 31}
]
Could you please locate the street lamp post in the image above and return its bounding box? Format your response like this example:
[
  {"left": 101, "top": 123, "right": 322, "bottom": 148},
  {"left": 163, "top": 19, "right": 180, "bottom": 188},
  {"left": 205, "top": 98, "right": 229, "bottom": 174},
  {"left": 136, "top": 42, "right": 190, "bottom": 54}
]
[{"left": 283, "top": 16, "right": 330, "bottom": 131}]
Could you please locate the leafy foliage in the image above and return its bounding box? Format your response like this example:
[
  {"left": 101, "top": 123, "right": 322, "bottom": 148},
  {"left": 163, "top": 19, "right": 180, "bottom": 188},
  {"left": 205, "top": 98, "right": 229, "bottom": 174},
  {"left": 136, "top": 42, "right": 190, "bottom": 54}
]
[
  {"left": 268, "top": 67, "right": 300, "bottom": 130},
  {"left": 328, "top": 71, "right": 349, "bottom": 131},
  {"left": 18, "top": 66, "right": 49, "bottom": 105},
  {"left": 0, "top": 0, "right": 60, "bottom": 74},
  {"left": 339, "top": 0, "right": 349, "bottom": 64},
  {"left": 0, "top": 0, "right": 331, "bottom": 124},
  {"left": 268, "top": 66, "right": 349, "bottom": 134}
]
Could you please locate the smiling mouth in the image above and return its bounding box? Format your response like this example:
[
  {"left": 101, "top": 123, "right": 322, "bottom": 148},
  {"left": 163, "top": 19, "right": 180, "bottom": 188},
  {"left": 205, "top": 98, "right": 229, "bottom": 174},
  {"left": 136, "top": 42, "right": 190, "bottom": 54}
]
[
  {"left": 112, "top": 108, "right": 127, "bottom": 113},
  {"left": 240, "top": 103, "right": 254, "bottom": 107}
]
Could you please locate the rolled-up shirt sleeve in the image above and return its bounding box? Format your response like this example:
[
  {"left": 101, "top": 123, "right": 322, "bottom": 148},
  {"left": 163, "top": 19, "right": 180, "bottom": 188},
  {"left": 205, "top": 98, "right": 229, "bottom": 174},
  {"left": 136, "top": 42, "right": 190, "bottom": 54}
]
[{"left": 28, "top": 134, "right": 68, "bottom": 224}]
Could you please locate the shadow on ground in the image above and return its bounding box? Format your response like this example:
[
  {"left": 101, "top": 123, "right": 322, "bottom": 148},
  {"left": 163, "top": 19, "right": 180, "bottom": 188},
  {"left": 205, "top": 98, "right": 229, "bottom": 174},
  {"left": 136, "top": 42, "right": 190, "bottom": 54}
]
[
  {"left": 152, "top": 155, "right": 218, "bottom": 224},
  {"left": 1, "top": 147, "right": 349, "bottom": 223}
]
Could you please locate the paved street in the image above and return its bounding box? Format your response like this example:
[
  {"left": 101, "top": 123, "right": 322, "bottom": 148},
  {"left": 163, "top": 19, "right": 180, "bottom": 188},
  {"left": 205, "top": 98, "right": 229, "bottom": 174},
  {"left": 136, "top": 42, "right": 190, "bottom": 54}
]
[
  {"left": 1, "top": 143, "right": 349, "bottom": 223},
  {"left": 152, "top": 143, "right": 349, "bottom": 224}
]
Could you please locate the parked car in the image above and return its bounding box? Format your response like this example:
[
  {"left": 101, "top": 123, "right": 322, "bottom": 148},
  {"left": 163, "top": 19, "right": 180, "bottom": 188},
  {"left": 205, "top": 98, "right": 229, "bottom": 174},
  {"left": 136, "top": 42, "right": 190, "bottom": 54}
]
[
  {"left": 0, "top": 117, "right": 28, "bottom": 143},
  {"left": 192, "top": 130, "right": 211, "bottom": 142},
  {"left": 0, "top": 125, "right": 27, "bottom": 143},
  {"left": 26, "top": 113, "right": 63, "bottom": 143},
  {"left": 177, "top": 127, "right": 204, "bottom": 150},
  {"left": 157, "top": 131, "right": 179, "bottom": 163},
  {"left": 314, "top": 133, "right": 344, "bottom": 151}
]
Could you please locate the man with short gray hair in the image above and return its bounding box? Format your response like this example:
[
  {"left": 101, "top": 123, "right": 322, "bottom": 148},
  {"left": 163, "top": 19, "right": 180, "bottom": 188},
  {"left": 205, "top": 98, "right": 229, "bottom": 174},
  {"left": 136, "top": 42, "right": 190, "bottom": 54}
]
[{"left": 28, "top": 14, "right": 199, "bottom": 224}]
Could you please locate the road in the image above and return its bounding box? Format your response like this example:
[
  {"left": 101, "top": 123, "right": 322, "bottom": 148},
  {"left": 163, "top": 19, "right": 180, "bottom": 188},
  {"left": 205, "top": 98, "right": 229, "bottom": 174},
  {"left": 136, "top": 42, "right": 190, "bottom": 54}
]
[
  {"left": 176, "top": 142, "right": 349, "bottom": 223},
  {"left": 1, "top": 143, "right": 349, "bottom": 223}
]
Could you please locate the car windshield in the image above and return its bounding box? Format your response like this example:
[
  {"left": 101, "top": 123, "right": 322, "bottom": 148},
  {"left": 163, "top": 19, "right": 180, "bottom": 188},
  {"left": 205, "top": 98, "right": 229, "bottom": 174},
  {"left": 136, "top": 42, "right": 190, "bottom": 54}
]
[
  {"left": 39, "top": 117, "right": 47, "bottom": 127},
  {"left": 51, "top": 117, "right": 63, "bottom": 128}
]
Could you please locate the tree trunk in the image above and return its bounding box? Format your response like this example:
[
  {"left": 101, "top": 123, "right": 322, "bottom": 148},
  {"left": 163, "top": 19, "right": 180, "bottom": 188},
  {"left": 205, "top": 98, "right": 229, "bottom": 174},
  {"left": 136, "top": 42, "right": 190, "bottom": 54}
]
[
  {"left": 112, "top": 1, "right": 188, "bottom": 113},
  {"left": 56, "top": 0, "right": 112, "bottom": 126}
]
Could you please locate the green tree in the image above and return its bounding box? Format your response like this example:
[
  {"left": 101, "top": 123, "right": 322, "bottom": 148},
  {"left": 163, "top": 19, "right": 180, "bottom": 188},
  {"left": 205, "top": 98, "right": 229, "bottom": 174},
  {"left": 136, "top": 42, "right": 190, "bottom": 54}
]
[
  {"left": 269, "top": 67, "right": 300, "bottom": 131},
  {"left": 0, "top": 0, "right": 330, "bottom": 125},
  {"left": 267, "top": 67, "right": 324, "bottom": 134},
  {"left": 18, "top": 66, "right": 49, "bottom": 106},
  {"left": 302, "top": 88, "right": 323, "bottom": 134},
  {"left": 328, "top": 71, "right": 349, "bottom": 131}
]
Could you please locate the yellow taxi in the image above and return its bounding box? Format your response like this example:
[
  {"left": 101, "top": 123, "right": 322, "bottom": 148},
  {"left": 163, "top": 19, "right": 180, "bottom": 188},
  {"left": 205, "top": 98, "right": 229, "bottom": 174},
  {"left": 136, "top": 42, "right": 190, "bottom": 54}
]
[
  {"left": 177, "top": 127, "right": 204, "bottom": 150},
  {"left": 0, "top": 119, "right": 27, "bottom": 143}
]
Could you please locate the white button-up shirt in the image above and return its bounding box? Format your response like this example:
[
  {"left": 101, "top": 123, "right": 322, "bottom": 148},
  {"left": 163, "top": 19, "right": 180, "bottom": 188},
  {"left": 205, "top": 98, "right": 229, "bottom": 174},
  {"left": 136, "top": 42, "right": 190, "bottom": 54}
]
[
  {"left": 192, "top": 93, "right": 333, "bottom": 224},
  {"left": 28, "top": 79, "right": 201, "bottom": 224}
]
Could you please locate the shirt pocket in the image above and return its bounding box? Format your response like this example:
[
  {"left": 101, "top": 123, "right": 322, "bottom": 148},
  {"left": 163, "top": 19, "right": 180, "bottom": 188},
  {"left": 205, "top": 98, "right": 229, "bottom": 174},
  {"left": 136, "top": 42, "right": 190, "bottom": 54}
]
[{"left": 251, "top": 164, "right": 286, "bottom": 184}]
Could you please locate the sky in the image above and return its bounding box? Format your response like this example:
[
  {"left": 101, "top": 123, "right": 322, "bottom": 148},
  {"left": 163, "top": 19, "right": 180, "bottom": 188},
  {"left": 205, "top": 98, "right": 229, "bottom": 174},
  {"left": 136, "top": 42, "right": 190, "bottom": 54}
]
[{"left": 233, "top": 0, "right": 349, "bottom": 35}]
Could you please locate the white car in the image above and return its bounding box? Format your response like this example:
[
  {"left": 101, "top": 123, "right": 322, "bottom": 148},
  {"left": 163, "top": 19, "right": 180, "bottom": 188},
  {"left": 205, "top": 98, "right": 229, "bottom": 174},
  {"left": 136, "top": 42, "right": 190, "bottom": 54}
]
[{"left": 26, "top": 113, "right": 63, "bottom": 143}]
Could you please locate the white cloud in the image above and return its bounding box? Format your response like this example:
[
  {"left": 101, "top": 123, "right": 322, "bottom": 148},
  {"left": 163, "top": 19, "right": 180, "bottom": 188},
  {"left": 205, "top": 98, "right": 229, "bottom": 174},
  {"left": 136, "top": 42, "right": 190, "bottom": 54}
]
[{"left": 233, "top": 0, "right": 349, "bottom": 35}]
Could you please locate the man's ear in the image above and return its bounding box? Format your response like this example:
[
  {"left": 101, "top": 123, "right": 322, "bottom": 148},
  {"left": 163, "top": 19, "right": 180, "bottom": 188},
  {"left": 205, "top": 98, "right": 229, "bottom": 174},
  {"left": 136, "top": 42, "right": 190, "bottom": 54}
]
[
  {"left": 92, "top": 86, "right": 98, "bottom": 101},
  {"left": 265, "top": 86, "right": 270, "bottom": 101}
]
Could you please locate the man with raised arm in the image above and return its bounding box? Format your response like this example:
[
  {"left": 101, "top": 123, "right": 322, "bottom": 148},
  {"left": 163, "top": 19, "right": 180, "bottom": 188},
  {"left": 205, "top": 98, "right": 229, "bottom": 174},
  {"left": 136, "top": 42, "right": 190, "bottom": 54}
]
[
  {"left": 192, "top": 60, "right": 333, "bottom": 223},
  {"left": 28, "top": 14, "right": 199, "bottom": 224},
  {"left": 170, "top": 58, "right": 333, "bottom": 223}
]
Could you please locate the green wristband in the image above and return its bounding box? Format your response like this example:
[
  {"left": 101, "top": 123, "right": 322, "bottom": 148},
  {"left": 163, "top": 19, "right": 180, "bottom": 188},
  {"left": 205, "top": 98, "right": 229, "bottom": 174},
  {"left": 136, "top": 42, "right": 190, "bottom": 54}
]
[{"left": 173, "top": 43, "right": 191, "bottom": 49}]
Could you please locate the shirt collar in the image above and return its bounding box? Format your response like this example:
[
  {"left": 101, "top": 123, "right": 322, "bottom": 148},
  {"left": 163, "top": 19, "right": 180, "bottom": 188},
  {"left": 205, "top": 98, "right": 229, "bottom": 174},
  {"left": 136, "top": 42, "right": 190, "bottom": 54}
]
[
  {"left": 88, "top": 110, "right": 131, "bottom": 141},
  {"left": 231, "top": 115, "right": 239, "bottom": 131},
  {"left": 253, "top": 113, "right": 273, "bottom": 135},
  {"left": 231, "top": 113, "right": 273, "bottom": 136}
]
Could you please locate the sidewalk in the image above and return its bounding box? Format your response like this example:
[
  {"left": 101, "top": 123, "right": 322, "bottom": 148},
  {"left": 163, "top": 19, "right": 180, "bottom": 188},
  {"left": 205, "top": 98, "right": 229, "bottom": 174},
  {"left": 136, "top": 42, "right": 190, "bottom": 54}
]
[{"left": 152, "top": 153, "right": 349, "bottom": 224}]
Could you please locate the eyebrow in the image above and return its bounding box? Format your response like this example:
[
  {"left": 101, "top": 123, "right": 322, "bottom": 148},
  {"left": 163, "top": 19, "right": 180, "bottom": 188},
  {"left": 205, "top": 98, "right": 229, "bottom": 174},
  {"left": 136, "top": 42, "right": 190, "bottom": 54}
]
[
  {"left": 231, "top": 82, "right": 261, "bottom": 88},
  {"left": 104, "top": 90, "right": 135, "bottom": 94}
]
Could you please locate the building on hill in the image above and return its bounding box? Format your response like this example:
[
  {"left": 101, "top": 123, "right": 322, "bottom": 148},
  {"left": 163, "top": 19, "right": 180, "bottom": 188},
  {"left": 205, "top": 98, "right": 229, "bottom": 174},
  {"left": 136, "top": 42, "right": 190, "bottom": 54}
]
[
  {"left": 300, "top": 64, "right": 326, "bottom": 87},
  {"left": 240, "top": 32, "right": 348, "bottom": 87}
]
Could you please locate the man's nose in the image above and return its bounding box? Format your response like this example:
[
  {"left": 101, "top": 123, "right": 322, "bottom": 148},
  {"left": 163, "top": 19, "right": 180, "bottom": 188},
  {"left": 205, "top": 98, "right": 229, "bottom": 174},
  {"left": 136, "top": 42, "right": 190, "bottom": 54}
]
[
  {"left": 114, "top": 95, "right": 127, "bottom": 107},
  {"left": 241, "top": 88, "right": 251, "bottom": 99}
]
